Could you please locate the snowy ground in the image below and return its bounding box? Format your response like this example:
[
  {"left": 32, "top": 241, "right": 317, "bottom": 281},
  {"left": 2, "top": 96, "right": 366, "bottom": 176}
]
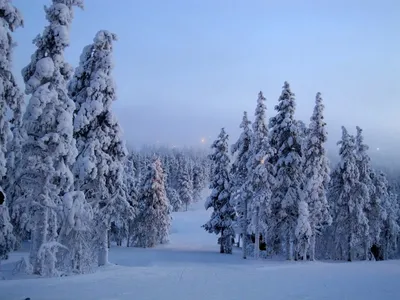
[{"left": 1, "top": 199, "right": 400, "bottom": 300}]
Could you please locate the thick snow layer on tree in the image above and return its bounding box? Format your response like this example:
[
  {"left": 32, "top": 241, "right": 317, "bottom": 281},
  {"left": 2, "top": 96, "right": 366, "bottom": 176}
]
[{"left": 1, "top": 194, "right": 400, "bottom": 300}]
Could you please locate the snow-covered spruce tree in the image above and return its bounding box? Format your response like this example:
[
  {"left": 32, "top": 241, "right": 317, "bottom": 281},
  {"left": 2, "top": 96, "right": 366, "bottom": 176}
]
[
  {"left": 13, "top": 0, "right": 92, "bottom": 276},
  {"left": 230, "top": 111, "right": 252, "bottom": 254},
  {"left": 268, "top": 82, "right": 305, "bottom": 260},
  {"left": 167, "top": 186, "right": 181, "bottom": 212},
  {"left": 244, "top": 92, "right": 276, "bottom": 258},
  {"left": 355, "top": 126, "right": 375, "bottom": 258},
  {"left": 124, "top": 152, "right": 139, "bottom": 247},
  {"left": 0, "top": 0, "right": 23, "bottom": 257},
  {"left": 69, "top": 30, "right": 134, "bottom": 266},
  {"left": 192, "top": 164, "right": 204, "bottom": 203},
  {"left": 330, "top": 127, "right": 369, "bottom": 261},
  {"left": 303, "top": 93, "right": 331, "bottom": 260},
  {"left": 133, "top": 158, "right": 171, "bottom": 247},
  {"left": 203, "top": 128, "right": 235, "bottom": 254},
  {"left": 178, "top": 162, "right": 193, "bottom": 211}
]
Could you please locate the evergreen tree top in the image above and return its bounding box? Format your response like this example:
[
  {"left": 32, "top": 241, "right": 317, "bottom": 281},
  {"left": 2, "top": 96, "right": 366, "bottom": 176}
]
[
  {"left": 309, "top": 92, "right": 327, "bottom": 140},
  {"left": 337, "top": 126, "right": 360, "bottom": 184},
  {"left": 22, "top": 0, "right": 84, "bottom": 94},
  {"left": 270, "top": 81, "right": 296, "bottom": 129},
  {"left": 231, "top": 111, "right": 251, "bottom": 155},
  {"left": 70, "top": 29, "right": 118, "bottom": 134},
  {"left": 210, "top": 128, "right": 229, "bottom": 155},
  {"left": 240, "top": 111, "right": 251, "bottom": 130},
  {"left": 356, "top": 126, "right": 369, "bottom": 154},
  {"left": 252, "top": 91, "right": 268, "bottom": 138}
]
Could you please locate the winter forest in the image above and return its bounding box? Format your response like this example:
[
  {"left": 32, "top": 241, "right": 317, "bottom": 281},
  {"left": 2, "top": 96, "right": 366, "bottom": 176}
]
[
  {"left": 0, "top": 0, "right": 210, "bottom": 276},
  {"left": 1, "top": 1, "right": 400, "bottom": 299}
]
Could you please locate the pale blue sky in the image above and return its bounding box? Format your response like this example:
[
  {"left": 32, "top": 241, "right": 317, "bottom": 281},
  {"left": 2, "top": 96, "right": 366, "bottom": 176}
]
[{"left": 12, "top": 0, "right": 400, "bottom": 161}]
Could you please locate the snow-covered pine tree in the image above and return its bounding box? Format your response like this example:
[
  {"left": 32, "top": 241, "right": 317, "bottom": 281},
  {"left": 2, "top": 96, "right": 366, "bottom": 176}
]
[
  {"left": 303, "top": 92, "right": 331, "bottom": 260},
  {"left": 167, "top": 186, "right": 181, "bottom": 212},
  {"left": 178, "top": 162, "right": 193, "bottom": 211},
  {"left": 192, "top": 164, "right": 204, "bottom": 203},
  {"left": 69, "top": 30, "right": 134, "bottom": 266},
  {"left": 330, "top": 127, "right": 369, "bottom": 261},
  {"left": 124, "top": 152, "right": 138, "bottom": 247},
  {"left": 203, "top": 128, "right": 235, "bottom": 254},
  {"left": 243, "top": 92, "right": 276, "bottom": 258},
  {"left": 269, "top": 82, "right": 305, "bottom": 260},
  {"left": 14, "top": 0, "right": 91, "bottom": 276},
  {"left": 133, "top": 157, "right": 171, "bottom": 247},
  {"left": 0, "top": 0, "right": 23, "bottom": 257},
  {"left": 355, "top": 126, "right": 375, "bottom": 258},
  {"left": 230, "top": 111, "right": 252, "bottom": 255}
]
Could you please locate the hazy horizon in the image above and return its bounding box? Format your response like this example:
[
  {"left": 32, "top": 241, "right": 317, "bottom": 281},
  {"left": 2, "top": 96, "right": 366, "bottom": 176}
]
[{"left": 12, "top": 0, "right": 400, "bottom": 165}]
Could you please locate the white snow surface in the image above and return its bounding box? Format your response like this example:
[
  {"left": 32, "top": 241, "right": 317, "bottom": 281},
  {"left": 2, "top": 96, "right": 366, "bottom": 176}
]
[{"left": 1, "top": 193, "right": 400, "bottom": 300}]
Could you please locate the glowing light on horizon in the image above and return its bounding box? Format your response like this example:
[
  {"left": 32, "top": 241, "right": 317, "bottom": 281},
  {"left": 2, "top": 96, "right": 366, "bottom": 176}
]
[{"left": 201, "top": 138, "right": 206, "bottom": 144}]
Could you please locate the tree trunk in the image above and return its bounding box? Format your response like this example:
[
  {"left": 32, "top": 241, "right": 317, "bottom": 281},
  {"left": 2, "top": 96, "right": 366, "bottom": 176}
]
[
  {"left": 242, "top": 197, "right": 248, "bottom": 259},
  {"left": 254, "top": 207, "right": 260, "bottom": 259},
  {"left": 302, "top": 241, "right": 308, "bottom": 261},
  {"left": 220, "top": 231, "right": 225, "bottom": 253},
  {"left": 348, "top": 233, "right": 353, "bottom": 262},
  {"left": 287, "top": 231, "right": 294, "bottom": 260},
  {"left": 98, "top": 228, "right": 109, "bottom": 266},
  {"left": 310, "top": 233, "right": 316, "bottom": 261},
  {"left": 384, "top": 239, "right": 389, "bottom": 260},
  {"left": 237, "top": 234, "right": 240, "bottom": 247},
  {"left": 31, "top": 207, "right": 48, "bottom": 275},
  {"left": 364, "top": 240, "right": 369, "bottom": 260}
]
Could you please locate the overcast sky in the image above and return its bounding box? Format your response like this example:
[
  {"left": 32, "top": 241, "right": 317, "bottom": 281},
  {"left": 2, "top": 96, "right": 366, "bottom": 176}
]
[{"left": 12, "top": 0, "right": 400, "bottom": 163}]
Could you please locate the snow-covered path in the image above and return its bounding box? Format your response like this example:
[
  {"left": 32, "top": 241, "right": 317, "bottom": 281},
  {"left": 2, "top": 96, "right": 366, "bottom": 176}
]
[{"left": 1, "top": 200, "right": 400, "bottom": 300}]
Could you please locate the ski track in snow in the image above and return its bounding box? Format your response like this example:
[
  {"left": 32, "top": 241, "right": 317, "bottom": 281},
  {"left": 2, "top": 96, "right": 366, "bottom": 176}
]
[{"left": 1, "top": 197, "right": 400, "bottom": 300}]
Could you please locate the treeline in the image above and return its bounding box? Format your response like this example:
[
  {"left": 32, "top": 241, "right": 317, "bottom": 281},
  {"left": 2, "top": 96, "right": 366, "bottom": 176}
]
[{"left": 203, "top": 83, "right": 400, "bottom": 261}]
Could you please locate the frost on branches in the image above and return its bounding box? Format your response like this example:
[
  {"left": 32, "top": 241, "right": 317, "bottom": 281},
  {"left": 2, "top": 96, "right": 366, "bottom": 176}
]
[
  {"left": 69, "top": 30, "right": 134, "bottom": 266},
  {"left": 14, "top": 0, "right": 90, "bottom": 276},
  {"left": 303, "top": 93, "right": 331, "bottom": 260},
  {"left": 269, "top": 82, "right": 305, "bottom": 260},
  {"left": 132, "top": 158, "right": 171, "bottom": 248},
  {"left": 203, "top": 128, "right": 235, "bottom": 254}
]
